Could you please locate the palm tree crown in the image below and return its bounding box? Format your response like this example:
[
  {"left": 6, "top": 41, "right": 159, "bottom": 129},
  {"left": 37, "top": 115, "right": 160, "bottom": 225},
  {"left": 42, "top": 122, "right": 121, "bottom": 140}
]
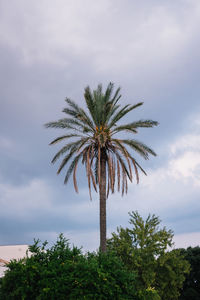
[{"left": 45, "top": 83, "right": 158, "bottom": 198}]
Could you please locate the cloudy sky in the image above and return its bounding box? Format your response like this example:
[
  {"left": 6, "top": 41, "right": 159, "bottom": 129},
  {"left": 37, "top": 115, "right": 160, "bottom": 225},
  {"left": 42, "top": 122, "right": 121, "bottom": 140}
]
[{"left": 1, "top": 0, "right": 200, "bottom": 251}]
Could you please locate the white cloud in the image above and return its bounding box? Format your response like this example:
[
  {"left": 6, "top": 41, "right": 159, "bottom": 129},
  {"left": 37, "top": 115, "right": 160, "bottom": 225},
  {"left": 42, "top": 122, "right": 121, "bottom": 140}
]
[
  {"left": 169, "top": 131, "right": 200, "bottom": 185},
  {"left": 170, "top": 134, "right": 200, "bottom": 154},
  {"left": 169, "top": 151, "right": 200, "bottom": 185}
]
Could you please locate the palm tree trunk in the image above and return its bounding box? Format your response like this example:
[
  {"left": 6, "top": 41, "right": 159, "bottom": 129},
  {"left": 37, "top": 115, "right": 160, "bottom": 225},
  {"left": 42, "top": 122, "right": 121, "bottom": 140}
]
[{"left": 99, "top": 148, "right": 107, "bottom": 252}]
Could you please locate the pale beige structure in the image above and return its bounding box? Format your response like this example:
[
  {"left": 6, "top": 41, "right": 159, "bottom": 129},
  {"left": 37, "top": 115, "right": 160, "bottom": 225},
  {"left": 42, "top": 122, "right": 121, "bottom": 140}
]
[{"left": 0, "top": 245, "right": 29, "bottom": 277}]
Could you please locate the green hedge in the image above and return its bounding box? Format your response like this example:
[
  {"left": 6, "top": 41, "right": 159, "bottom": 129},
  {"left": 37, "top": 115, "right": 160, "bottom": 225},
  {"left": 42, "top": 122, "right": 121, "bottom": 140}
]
[{"left": 0, "top": 234, "right": 137, "bottom": 300}]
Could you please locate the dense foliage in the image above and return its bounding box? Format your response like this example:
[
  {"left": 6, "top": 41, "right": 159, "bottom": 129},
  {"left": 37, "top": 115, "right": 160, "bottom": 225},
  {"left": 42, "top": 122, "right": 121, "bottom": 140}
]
[
  {"left": 107, "top": 211, "right": 190, "bottom": 300},
  {"left": 179, "top": 246, "right": 200, "bottom": 299},
  {"left": 0, "top": 234, "right": 137, "bottom": 300},
  {"left": 0, "top": 215, "right": 194, "bottom": 299}
]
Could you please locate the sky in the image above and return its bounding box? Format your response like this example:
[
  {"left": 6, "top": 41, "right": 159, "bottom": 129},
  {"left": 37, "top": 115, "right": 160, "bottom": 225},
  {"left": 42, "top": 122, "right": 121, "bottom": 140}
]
[{"left": 0, "top": 0, "right": 200, "bottom": 252}]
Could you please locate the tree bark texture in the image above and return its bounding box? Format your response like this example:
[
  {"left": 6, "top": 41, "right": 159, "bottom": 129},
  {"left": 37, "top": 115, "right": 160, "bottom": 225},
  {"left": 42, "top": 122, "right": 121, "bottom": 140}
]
[{"left": 99, "top": 148, "right": 107, "bottom": 252}]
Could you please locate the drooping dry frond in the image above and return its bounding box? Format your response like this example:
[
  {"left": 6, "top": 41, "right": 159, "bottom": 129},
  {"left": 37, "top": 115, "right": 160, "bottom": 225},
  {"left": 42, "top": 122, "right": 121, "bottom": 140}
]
[
  {"left": 117, "top": 160, "right": 120, "bottom": 192},
  {"left": 112, "top": 157, "right": 116, "bottom": 191},
  {"left": 98, "top": 143, "right": 101, "bottom": 185},
  {"left": 73, "top": 160, "right": 79, "bottom": 193},
  {"left": 86, "top": 148, "right": 92, "bottom": 201}
]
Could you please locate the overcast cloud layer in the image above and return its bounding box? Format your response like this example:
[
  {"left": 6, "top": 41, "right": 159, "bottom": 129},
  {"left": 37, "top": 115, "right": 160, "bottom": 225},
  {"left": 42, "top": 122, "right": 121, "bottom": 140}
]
[{"left": 0, "top": 0, "right": 200, "bottom": 251}]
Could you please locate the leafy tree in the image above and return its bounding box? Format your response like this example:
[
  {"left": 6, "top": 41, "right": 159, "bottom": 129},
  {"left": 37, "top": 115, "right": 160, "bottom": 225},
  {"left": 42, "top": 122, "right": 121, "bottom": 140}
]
[
  {"left": 107, "top": 211, "right": 190, "bottom": 299},
  {"left": 156, "top": 249, "right": 190, "bottom": 300},
  {"left": 45, "top": 83, "right": 158, "bottom": 252},
  {"left": 179, "top": 246, "right": 200, "bottom": 300},
  {"left": 0, "top": 234, "right": 138, "bottom": 300}
]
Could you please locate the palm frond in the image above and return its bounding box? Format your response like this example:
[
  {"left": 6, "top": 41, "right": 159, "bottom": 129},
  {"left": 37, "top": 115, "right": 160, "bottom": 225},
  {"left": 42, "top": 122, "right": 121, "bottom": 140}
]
[
  {"left": 132, "top": 159, "right": 147, "bottom": 176},
  {"left": 65, "top": 98, "right": 95, "bottom": 130},
  {"left": 104, "top": 82, "right": 114, "bottom": 103},
  {"left": 51, "top": 140, "right": 83, "bottom": 164},
  {"left": 73, "top": 159, "right": 79, "bottom": 193},
  {"left": 111, "top": 148, "right": 131, "bottom": 181},
  {"left": 121, "top": 139, "right": 157, "bottom": 159},
  {"left": 112, "top": 156, "right": 116, "bottom": 191},
  {"left": 49, "top": 134, "right": 83, "bottom": 145},
  {"left": 56, "top": 137, "right": 89, "bottom": 173},
  {"left": 108, "top": 102, "right": 143, "bottom": 129},
  {"left": 44, "top": 120, "right": 81, "bottom": 131},
  {"left": 84, "top": 86, "right": 96, "bottom": 123},
  {"left": 112, "top": 139, "right": 133, "bottom": 182},
  {"left": 57, "top": 146, "right": 79, "bottom": 174},
  {"left": 64, "top": 152, "right": 83, "bottom": 184},
  {"left": 107, "top": 153, "right": 114, "bottom": 193},
  {"left": 130, "top": 158, "right": 139, "bottom": 184},
  {"left": 86, "top": 147, "right": 92, "bottom": 200},
  {"left": 111, "top": 125, "right": 138, "bottom": 135},
  {"left": 129, "top": 120, "right": 159, "bottom": 128},
  {"left": 117, "top": 159, "right": 120, "bottom": 192}
]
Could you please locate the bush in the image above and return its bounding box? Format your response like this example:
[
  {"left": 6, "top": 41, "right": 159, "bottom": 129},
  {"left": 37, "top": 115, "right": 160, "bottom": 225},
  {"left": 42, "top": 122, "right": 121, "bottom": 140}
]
[
  {"left": 0, "top": 234, "right": 137, "bottom": 299},
  {"left": 107, "top": 211, "right": 190, "bottom": 300}
]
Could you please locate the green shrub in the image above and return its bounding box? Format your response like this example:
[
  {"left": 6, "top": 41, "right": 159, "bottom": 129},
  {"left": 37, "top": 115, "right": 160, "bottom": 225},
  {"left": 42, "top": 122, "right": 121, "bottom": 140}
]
[
  {"left": 0, "top": 234, "right": 137, "bottom": 299},
  {"left": 107, "top": 211, "right": 190, "bottom": 300}
]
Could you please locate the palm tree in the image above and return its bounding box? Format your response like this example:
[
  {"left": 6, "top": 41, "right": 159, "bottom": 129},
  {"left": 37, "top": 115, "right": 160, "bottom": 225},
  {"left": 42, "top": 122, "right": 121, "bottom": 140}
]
[{"left": 45, "top": 83, "right": 158, "bottom": 252}]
